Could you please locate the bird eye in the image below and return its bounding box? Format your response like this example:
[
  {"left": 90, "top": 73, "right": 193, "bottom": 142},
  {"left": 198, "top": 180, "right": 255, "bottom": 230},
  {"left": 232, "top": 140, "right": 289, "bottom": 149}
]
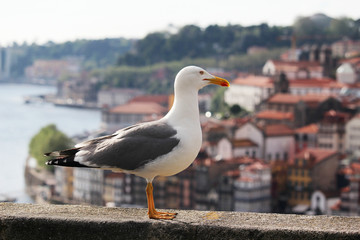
[{"left": 199, "top": 71, "right": 204, "bottom": 75}]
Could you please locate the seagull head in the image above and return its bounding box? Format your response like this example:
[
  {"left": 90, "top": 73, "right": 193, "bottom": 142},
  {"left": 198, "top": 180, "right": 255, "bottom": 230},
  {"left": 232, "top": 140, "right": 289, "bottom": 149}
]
[{"left": 174, "top": 66, "right": 230, "bottom": 91}]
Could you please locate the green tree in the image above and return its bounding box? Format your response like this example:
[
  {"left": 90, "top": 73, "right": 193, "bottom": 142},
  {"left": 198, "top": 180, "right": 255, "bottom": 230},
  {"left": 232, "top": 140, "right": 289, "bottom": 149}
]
[
  {"left": 210, "top": 87, "right": 228, "bottom": 117},
  {"left": 29, "top": 124, "right": 73, "bottom": 170},
  {"left": 229, "top": 104, "right": 242, "bottom": 116},
  {"left": 328, "top": 17, "right": 357, "bottom": 38}
]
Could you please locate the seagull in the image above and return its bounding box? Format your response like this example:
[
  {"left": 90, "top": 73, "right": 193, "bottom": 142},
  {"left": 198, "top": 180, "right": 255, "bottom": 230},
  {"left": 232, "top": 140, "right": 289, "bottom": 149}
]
[{"left": 45, "top": 66, "right": 230, "bottom": 220}]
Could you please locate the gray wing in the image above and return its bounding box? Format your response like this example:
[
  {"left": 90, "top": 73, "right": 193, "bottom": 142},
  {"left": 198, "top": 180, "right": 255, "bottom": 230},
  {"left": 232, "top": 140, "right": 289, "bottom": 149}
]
[{"left": 75, "top": 121, "right": 180, "bottom": 170}]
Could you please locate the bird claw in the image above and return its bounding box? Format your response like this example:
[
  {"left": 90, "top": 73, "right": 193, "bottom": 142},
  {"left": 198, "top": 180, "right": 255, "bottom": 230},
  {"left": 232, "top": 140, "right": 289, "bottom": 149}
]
[
  {"left": 148, "top": 211, "right": 177, "bottom": 219},
  {"left": 155, "top": 211, "right": 177, "bottom": 216}
]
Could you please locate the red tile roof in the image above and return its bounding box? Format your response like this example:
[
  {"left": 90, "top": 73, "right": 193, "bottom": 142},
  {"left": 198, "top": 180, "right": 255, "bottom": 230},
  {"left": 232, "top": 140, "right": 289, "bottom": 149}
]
[
  {"left": 244, "top": 161, "right": 269, "bottom": 172},
  {"left": 261, "top": 124, "right": 294, "bottom": 136},
  {"left": 322, "top": 110, "right": 351, "bottom": 123},
  {"left": 129, "top": 95, "right": 169, "bottom": 105},
  {"left": 268, "top": 94, "right": 301, "bottom": 104},
  {"left": 339, "top": 57, "right": 360, "bottom": 65},
  {"left": 289, "top": 78, "right": 345, "bottom": 88},
  {"left": 295, "top": 124, "right": 319, "bottom": 134},
  {"left": 268, "top": 93, "right": 333, "bottom": 106},
  {"left": 232, "top": 139, "right": 258, "bottom": 148},
  {"left": 110, "top": 102, "right": 167, "bottom": 115},
  {"left": 232, "top": 75, "right": 273, "bottom": 87},
  {"left": 270, "top": 60, "right": 323, "bottom": 71},
  {"left": 256, "top": 110, "right": 294, "bottom": 120},
  {"left": 221, "top": 117, "right": 251, "bottom": 127},
  {"left": 289, "top": 148, "right": 337, "bottom": 167}
]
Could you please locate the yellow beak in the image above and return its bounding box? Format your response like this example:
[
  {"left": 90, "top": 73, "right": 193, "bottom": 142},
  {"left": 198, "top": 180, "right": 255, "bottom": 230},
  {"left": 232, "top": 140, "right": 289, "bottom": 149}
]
[{"left": 204, "top": 76, "right": 230, "bottom": 87}]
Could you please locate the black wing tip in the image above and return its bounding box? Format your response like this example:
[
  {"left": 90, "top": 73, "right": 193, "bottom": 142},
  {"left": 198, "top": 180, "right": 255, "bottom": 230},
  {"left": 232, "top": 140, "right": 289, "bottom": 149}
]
[
  {"left": 45, "top": 157, "right": 98, "bottom": 168},
  {"left": 46, "top": 158, "right": 61, "bottom": 165}
]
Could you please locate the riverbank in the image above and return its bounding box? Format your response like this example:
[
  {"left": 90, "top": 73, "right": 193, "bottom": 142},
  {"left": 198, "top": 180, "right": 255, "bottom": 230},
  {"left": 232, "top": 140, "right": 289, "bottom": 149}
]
[{"left": 0, "top": 83, "right": 100, "bottom": 200}]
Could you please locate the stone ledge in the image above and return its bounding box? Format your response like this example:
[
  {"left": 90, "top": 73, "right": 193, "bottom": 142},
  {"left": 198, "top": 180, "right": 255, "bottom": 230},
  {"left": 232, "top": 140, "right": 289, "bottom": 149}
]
[{"left": 0, "top": 203, "right": 360, "bottom": 240}]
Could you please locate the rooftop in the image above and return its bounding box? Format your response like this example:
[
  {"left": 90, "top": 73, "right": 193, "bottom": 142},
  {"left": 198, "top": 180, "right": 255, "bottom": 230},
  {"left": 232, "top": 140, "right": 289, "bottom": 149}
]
[
  {"left": 268, "top": 93, "right": 333, "bottom": 105},
  {"left": 232, "top": 75, "right": 273, "bottom": 87},
  {"left": 290, "top": 148, "right": 338, "bottom": 167},
  {"left": 289, "top": 78, "right": 345, "bottom": 88},
  {"left": 269, "top": 59, "right": 323, "bottom": 71},
  {"left": 129, "top": 95, "right": 169, "bottom": 106},
  {"left": 232, "top": 139, "right": 258, "bottom": 148},
  {"left": 109, "top": 101, "right": 167, "bottom": 115},
  {"left": 256, "top": 110, "right": 294, "bottom": 120},
  {"left": 261, "top": 123, "right": 294, "bottom": 136},
  {"left": 295, "top": 123, "right": 319, "bottom": 134}
]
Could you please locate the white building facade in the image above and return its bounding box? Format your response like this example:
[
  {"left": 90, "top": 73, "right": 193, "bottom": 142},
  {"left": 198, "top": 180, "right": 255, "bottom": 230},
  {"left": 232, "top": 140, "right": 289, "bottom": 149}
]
[{"left": 224, "top": 75, "right": 274, "bottom": 112}]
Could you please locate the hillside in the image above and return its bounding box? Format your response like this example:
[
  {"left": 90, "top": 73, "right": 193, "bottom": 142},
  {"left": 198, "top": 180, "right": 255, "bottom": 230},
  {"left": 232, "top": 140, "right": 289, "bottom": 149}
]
[{"left": 10, "top": 38, "right": 134, "bottom": 78}]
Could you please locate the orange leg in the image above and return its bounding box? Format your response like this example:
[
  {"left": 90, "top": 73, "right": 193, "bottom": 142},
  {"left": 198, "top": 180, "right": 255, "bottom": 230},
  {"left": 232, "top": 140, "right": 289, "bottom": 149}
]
[{"left": 146, "top": 182, "right": 177, "bottom": 220}]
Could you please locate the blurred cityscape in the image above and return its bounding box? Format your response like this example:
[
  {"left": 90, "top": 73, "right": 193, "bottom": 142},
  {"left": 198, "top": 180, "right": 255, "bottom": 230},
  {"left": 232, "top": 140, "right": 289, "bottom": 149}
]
[{"left": 1, "top": 13, "right": 360, "bottom": 216}]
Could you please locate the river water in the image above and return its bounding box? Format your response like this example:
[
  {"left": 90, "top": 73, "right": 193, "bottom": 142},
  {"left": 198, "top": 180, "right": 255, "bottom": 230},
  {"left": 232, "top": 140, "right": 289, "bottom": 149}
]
[{"left": 0, "top": 83, "right": 100, "bottom": 202}]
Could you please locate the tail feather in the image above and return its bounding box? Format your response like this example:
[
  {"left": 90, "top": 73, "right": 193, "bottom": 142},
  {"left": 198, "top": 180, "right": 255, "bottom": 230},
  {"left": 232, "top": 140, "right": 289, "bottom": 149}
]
[
  {"left": 45, "top": 148, "right": 97, "bottom": 168},
  {"left": 46, "top": 156, "right": 95, "bottom": 168},
  {"left": 44, "top": 148, "right": 80, "bottom": 157}
]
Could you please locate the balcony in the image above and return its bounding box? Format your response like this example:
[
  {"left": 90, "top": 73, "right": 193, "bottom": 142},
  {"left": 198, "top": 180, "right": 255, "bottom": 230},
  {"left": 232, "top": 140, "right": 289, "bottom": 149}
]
[{"left": 1, "top": 203, "right": 360, "bottom": 239}]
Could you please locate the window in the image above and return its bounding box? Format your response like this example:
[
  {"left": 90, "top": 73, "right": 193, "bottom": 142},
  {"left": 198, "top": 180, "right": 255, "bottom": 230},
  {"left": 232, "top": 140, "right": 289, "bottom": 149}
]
[{"left": 303, "top": 134, "right": 308, "bottom": 141}]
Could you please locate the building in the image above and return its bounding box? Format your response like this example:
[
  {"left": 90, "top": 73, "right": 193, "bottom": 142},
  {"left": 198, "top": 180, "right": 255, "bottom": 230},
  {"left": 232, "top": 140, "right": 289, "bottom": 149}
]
[
  {"left": 194, "top": 158, "right": 218, "bottom": 211},
  {"left": 333, "top": 161, "right": 360, "bottom": 216},
  {"left": 233, "top": 161, "right": 271, "bottom": 212},
  {"left": 345, "top": 114, "right": 360, "bottom": 156},
  {"left": 101, "top": 101, "right": 167, "bottom": 132},
  {"left": 73, "top": 168, "right": 105, "bottom": 205},
  {"left": 336, "top": 58, "right": 360, "bottom": 84},
  {"left": 255, "top": 110, "right": 294, "bottom": 127},
  {"left": 129, "top": 95, "right": 170, "bottom": 108},
  {"left": 332, "top": 39, "right": 360, "bottom": 58},
  {"left": 295, "top": 124, "right": 318, "bottom": 152},
  {"left": 224, "top": 75, "right": 274, "bottom": 112},
  {"left": 97, "top": 88, "right": 144, "bottom": 108},
  {"left": 343, "top": 162, "right": 360, "bottom": 216},
  {"left": 25, "top": 58, "right": 81, "bottom": 84},
  {"left": 217, "top": 138, "right": 259, "bottom": 160},
  {"left": 54, "top": 167, "right": 74, "bottom": 202},
  {"left": 56, "top": 71, "right": 98, "bottom": 105},
  {"left": 103, "top": 172, "right": 125, "bottom": 207},
  {"left": 233, "top": 122, "right": 295, "bottom": 162},
  {"left": 317, "top": 110, "right": 351, "bottom": 153},
  {"left": 264, "top": 93, "right": 343, "bottom": 127},
  {"left": 289, "top": 78, "right": 344, "bottom": 96},
  {"left": 271, "top": 160, "right": 288, "bottom": 213},
  {"left": 218, "top": 170, "right": 238, "bottom": 211},
  {"left": 287, "top": 148, "right": 339, "bottom": 209},
  {"left": 263, "top": 60, "right": 323, "bottom": 80}
]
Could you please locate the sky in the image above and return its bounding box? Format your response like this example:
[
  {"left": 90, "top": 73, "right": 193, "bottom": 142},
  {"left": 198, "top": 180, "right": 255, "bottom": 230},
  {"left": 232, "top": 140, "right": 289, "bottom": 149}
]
[{"left": 1, "top": 0, "right": 359, "bottom": 46}]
